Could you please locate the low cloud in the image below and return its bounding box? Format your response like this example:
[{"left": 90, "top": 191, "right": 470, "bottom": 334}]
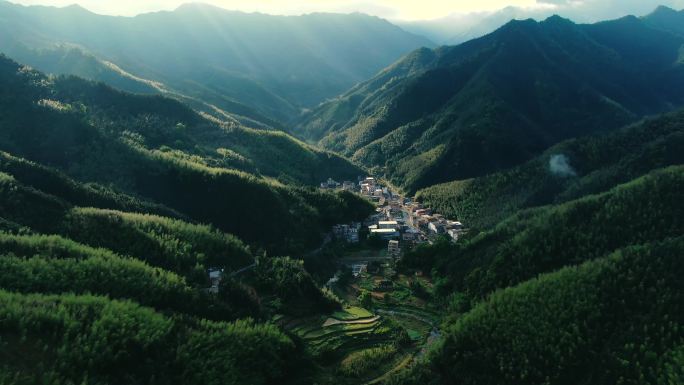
[{"left": 549, "top": 154, "right": 577, "bottom": 177}]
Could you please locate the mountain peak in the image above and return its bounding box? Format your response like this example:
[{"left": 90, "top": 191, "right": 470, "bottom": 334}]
[
  {"left": 174, "top": 2, "right": 234, "bottom": 14},
  {"left": 543, "top": 14, "right": 574, "bottom": 26},
  {"left": 642, "top": 4, "right": 684, "bottom": 36},
  {"left": 650, "top": 5, "right": 678, "bottom": 16}
]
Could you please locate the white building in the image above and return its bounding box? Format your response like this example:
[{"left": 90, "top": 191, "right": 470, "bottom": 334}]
[
  {"left": 370, "top": 228, "right": 400, "bottom": 240},
  {"left": 388, "top": 240, "right": 401, "bottom": 257},
  {"left": 378, "top": 220, "right": 399, "bottom": 230}
]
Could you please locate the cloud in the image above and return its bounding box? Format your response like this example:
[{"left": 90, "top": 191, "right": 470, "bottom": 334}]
[{"left": 549, "top": 154, "right": 577, "bottom": 177}]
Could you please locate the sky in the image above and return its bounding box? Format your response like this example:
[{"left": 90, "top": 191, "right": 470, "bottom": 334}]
[{"left": 6, "top": 0, "right": 684, "bottom": 21}]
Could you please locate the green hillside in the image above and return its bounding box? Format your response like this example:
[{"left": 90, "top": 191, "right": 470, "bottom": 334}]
[
  {"left": 298, "top": 13, "right": 684, "bottom": 192},
  {"left": 0, "top": 51, "right": 369, "bottom": 380},
  {"left": 392, "top": 237, "right": 684, "bottom": 385},
  {"left": 0, "top": 291, "right": 298, "bottom": 385},
  {"left": 0, "top": 233, "right": 254, "bottom": 321},
  {"left": 0, "top": 55, "right": 372, "bottom": 254},
  {"left": 416, "top": 109, "right": 684, "bottom": 229},
  {"left": 390, "top": 165, "right": 684, "bottom": 385},
  {"left": 402, "top": 166, "right": 683, "bottom": 298}
]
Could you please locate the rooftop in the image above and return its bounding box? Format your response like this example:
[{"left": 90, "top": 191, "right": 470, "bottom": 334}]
[{"left": 370, "top": 228, "right": 399, "bottom": 233}]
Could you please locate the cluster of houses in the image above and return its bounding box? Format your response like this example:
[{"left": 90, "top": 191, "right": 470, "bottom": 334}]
[
  {"left": 326, "top": 175, "right": 466, "bottom": 261},
  {"left": 321, "top": 176, "right": 394, "bottom": 203},
  {"left": 359, "top": 177, "right": 390, "bottom": 203},
  {"left": 320, "top": 177, "right": 359, "bottom": 191},
  {"left": 404, "top": 203, "right": 465, "bottom": 241},
  {"left": 332, "top": 222, "right": 361, "bottom": 243}
]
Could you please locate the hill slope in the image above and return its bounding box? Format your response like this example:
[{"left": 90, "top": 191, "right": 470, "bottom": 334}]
[
  {"left": 391, "top": 166, "right": 684, "bottom": 384},
  {"left": 402, "top": 165, "right": 684, "bottom": 298},
  {"left": 0, "top": 54, "right": 372, "bottom": 254},
  {"left": 298, "top": 13, "right": 684, "bottom": 192},
  {"left": 0, "top": 1, "right": 433, "bottom": 125},
  {"left": 416, "top": 109, "right": 684, "bottom": 229},
  {"left": 393, "top": 237, "right": 684, "bottom": 385},
  {"left": 0, "top": 291, "right": 299, "bottom": 385}
]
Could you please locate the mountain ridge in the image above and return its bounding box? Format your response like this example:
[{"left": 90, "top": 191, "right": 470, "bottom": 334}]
[
  {"left": 297, "top": 11, "right": 684, "bottom": 192},
  {"left": 0, "top": 1, "right": 434, "bottom": 126}
]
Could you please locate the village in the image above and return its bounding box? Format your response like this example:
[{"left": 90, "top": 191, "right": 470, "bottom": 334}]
[
  {"left": 270, "top": 175, "right": 459, "bottom": 383},
  {"left": 323, "top": 175, "right": 466, "bottom": 259},
  {"left": 206, "top": 175, "right": 459, "bottom": 384}
]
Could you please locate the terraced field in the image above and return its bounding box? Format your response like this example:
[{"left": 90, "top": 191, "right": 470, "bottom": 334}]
[
  {"left": 275, "top": 251, "right": 443, "bottom": 384},
  {"left": 276, "top": 306, "right": 419, "bottom": 384},
  {"left": 280, "top": 306, "right": 391, "bottom": 350}
]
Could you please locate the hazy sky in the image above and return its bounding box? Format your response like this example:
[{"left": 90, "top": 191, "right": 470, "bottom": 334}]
[{"left": 6, "top": 0, "right": 684, "bottom": 20}]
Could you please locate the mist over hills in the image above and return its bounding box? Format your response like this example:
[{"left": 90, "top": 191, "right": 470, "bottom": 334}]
[{"left": 0, "top": 1, "right": 433, "bottom": 126}]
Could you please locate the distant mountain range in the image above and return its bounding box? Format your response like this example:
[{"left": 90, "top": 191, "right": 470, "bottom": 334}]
[
  {"left": 398, "top": 3, "right": 684, "bottom": 44},
  {"left": 297, "top": 7, "right": 684, "bottom": 193},
  {"left": 0, "top": 1, "right": 433, "bottom": 127}
]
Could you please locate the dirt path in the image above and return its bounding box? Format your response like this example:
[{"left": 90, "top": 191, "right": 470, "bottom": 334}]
[{"left": 364, "top": 354, "right": 413, "bottom": 385}]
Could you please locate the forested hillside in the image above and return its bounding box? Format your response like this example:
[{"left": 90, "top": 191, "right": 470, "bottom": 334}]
[
  {"left": 0, "top": 55, "right": 372, "bottom": 253},
  {"left": 392, "top": 237, "right": 684, "bottom": 385},
  {"left": 388, "top": 164, "right": 684, "bottom": 384},
  {"left": 402, "top": 166, "right": 683, "bottom": 298},
  {"left": 0, "top": 291, "right": 301, "bottom": 384},
  {"left": 299, "top": 11, "right": 684, "bottom": 192},
  {"left": 416, "top": 109, "right": 684, "bottom": 229},
  {"left": 0, "top": 1, "right": 432, "bottom": 126},
  {"left": 0, "top": 54, "right": 363, "bottom": 383}
]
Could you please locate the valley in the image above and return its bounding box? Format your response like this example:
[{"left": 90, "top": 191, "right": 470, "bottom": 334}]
[{"left": 0, "top": 2, "right": 683, "bottom": 385}]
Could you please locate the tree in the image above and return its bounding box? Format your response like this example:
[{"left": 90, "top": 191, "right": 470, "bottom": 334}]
[{"left": 358, "top": 290, "right": 373, "bottom": 309}]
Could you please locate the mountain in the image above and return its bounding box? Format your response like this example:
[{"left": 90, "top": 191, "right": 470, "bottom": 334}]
[
  {"left": 643, "top": 5, "right": 684, "bottom": 36},
  {"left": 0, "top": 1, "right": 433, "bottom": 126},
  {"left": 0, "top": 54, "right": 372, "bottom": 254},
  {"left": 297, "top": 13, "right": 684, "bottom": 193},
  {"left": 0, "top": 52, "right": 373, "bottom": 384},
  {"left": 390, "top": 165, "right": 684, "bottom": 384},
  {"left": 416, "top": 109, "right": 684, "bottom": 229},
  {"left": 398, "top": 4, "right": 684, "bottom": 45},
  {"left": 403, "top": 165, "right": 684, "bottom": 297}
]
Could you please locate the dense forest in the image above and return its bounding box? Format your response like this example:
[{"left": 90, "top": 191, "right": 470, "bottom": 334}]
[
  {"left": 391, "top": 237, "right": 684, "bottom": 385},
  {"left": 416, "top": 109, "right": 684, "bottom": 229},
  {"left": 388, "top": 165, "right": 683, "bottom": 384},
  {"left": 402, "top": 165, "right": 683, "bottom": 299},
  {"left": 0, "top": 52, "right": 373, "bottom": 384},
  {"left": 0, "top": 291, "right": 300, "bottom": 385},
  {"left": 0, "top": 55, "right": 373, "bottom": 254}
]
